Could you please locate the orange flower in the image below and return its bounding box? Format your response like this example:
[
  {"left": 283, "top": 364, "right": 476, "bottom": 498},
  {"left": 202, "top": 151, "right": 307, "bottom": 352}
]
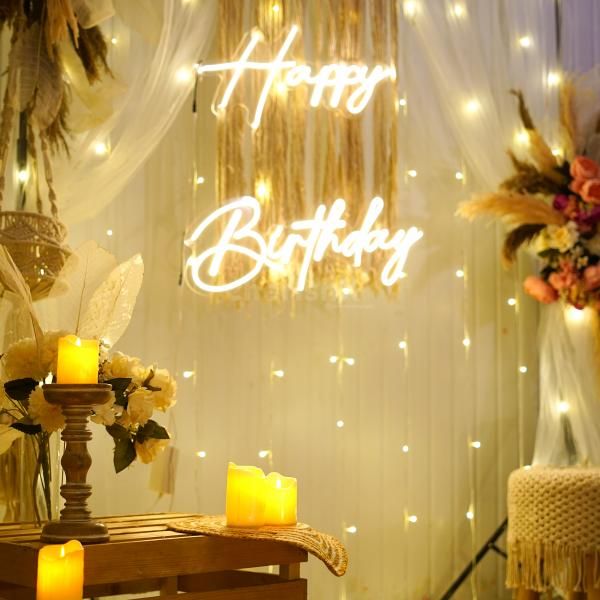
[
  {"left": 570, "top": 156, "right": 600, "bottom": 181},
  {"left": 581, "top": 179, "right": 600, "bottom": 205},
  {"left": 523, "top": 276, "right": 558, "bottom": 304}
]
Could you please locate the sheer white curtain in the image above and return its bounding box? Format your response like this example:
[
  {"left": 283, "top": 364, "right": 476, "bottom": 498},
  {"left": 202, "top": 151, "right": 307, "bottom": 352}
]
[{"left": 54, "top": 0, "right": 217, "bottom": 225}]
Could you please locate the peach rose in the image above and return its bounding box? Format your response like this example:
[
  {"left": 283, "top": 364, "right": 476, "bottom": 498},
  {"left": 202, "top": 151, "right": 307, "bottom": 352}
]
[
  {"left": 584, "top": 265, "right": 600, "bottom": 291},
  {"left": 581, "top": 179, "right": 600, "bottom": 204},
  {"left": 523, "top": 276, "right": 558, "bottom": 304},
  {"left": 571, "top": 156, "right": 600, "bottom": 181},
  {"left": 570, "top": 178, "right": 586, "bottom": 195}
]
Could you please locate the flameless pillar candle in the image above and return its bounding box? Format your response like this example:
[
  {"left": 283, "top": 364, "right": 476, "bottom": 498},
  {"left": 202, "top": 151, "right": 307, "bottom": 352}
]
[
  {"left": 56, "top": 335, "right": 99, "bottom": 384},
  {"left": 226, "top": 463, "right": 267, "bottom": 527},
  {"left": 36, "top": 540, "right": 84, "bottom": 600},
  {"left": 264, "top": 472, "right": 297, "bottom": 526}
]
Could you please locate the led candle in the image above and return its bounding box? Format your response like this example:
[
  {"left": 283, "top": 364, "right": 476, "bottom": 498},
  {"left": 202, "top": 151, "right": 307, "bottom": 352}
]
[
  {"left": 37, "top": 540, "right": 84, "bottom": 600},
  {"left": 264, "top": 472, "right": 297, "bottom": 526},
  {"left": 56, "top": 335, "right": 99, "bottom": 384},
  {"left": 226, "top": 462, "right": 267, "bottom": 527}
]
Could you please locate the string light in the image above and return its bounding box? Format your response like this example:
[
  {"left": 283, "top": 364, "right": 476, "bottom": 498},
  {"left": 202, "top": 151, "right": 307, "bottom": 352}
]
[
  {"left": 344, "top": 357, "right": 355, "bottom": 366},
  {"left": 407, "top": 169, "right": 417, "bottom": 178},
  {"left": 462, "top": 337, "right": 471, "bottom": 348},
  {"left": 558, "top": 401, "right": 570, "bottom": 414},
  {"left": 465, "top": 99, "right": 481, "bottom": 114},
  {"left": 176, "top": 67, "right": 194, "bottom": 83},
  {"left": 507, "top": 297, "right": 517, "bottom": 307},
  {"left": 94, "top": 142, "right": 108, "bottom": 156},
  {"left": 518, "top": 36, "right": 532, "bottom": 48},
  {"left": 329, "top": 355, "right": 339, "bottom": 364},
  {"left": 523, "top": 465, "right": 532, "bottom": 471},
  {"left": 183, "top": 370, "right": 195, "bottom": 379},
  {"left": 466, "top": 509, "right": 474, "bottom": 520},
  {"left": 272, "top": 2, "right": 281, "bottom": 12},
  {"left": 341, "top": 287, "right": 353, "bottom": 296},
  {"left": 566, "top": 306, "right": 586, "bottom": 323},
  {"left": 258, "top": 449, "right": 271, "bottom": 458},
  {"left": 255, "top": 179, "right": 270, "bottom": 201},
  {"left": 403, "top": 1, "right": 418, "bottom": 18},
  {"left": 196, "top": 176, "right": 205, "bottom": 185},
  {"left": 451, "top": 3, "right": 466, "bottom": 18},
  {"left": 275, "top": 81, "right": 287, "bottom": 96},
  {"left": 196, "top": 451, "right": 207, "bottom": 458},
  {"left": 551, "top": 147, "right": 563, "bottom": 157},
  {"left": 455, "top": 171, "right": 464, "bottom": 181},
  {"left": 514, "top": 130, "right": 530, "bottom": 146},
  {"left": 111, "top": 36, "right": 118, "bottom": 45},
  {"left": 345, "top": 525, "right": 357, "bottom": 534},
  {"left": 547, "top": 71, "right": 561, "bottom": 87},
  {"left": 336, "top": 420, "right": 345, "bottom": 428},
  {"left": 399, "top": 98, "right": 407, "bottom": 107},
  {"left": 272, "top": 369, "right": 285, "bottom": 378},
  {"left": 402, "top": 444, "right": 409, "bottom": 453},
  {"left": 455, "top": 269, "right": 465, "bottom": 278},
  {"left": 519, "top": 366, "right": 528, "bottom": 374},
  {"left": 40, "top": 268, "right": 45, "bottom": 276},
  {"left": 407, "top": 514, "right": 418, "bottom": 524},
  {"left": 398, "top": 340, "right": 407, "bottom": 351},
  {"left": 470, "top": 440, "right": 481, "bottom": 449},
  {"left": 17, "top": 169, "right": 29, "bottom": 183},
  {"left": 106, "top": 229, "right": 113, "bottom": 237}
]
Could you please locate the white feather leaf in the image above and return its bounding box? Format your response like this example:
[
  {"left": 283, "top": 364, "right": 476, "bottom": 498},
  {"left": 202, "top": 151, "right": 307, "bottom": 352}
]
[
  {"left": 47, "top": 241, "right": 118, "bottom": 334},
  {"left": 78, "top": 254, "right": 144, "bottom": 347}
]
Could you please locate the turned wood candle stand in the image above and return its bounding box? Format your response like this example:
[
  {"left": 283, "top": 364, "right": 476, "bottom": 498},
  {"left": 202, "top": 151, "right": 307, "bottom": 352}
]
[{"left": 40, "top": 383, "right": 113, "bottom": 544}]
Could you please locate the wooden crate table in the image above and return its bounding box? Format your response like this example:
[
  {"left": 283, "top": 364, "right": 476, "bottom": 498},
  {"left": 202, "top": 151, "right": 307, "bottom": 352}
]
[{"left": 0, "top": 513, "right": 308, "bottom": 599}]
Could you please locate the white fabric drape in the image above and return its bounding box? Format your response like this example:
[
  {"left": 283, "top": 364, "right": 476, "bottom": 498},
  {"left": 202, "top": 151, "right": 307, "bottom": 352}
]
[{"left": 54, "top": 0, "right": 217, "bottom": 225}]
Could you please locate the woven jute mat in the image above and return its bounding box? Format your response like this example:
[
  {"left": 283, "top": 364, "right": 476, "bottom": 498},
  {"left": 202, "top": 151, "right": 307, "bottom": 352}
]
[{"left": 168, "top": 515, "right": 348, "bottom": 577}]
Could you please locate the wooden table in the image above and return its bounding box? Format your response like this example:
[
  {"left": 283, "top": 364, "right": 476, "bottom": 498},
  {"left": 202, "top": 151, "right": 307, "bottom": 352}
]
[{"left": 0, "top": 513, "right": 308, "bottom": 599}]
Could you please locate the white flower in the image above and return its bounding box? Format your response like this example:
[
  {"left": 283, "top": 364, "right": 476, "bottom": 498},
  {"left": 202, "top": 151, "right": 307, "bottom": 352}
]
[
  {"left": 0, "top": 424, "right": 22, "bottom": 455},
  {"left": 90, "top": 392, "right": 117, "bottom": 426},
  {"left": 29, "top": 386, "right": 65, "bottom": 432},
  {"left": 149, "top": 368, "right": 177, "bottom": 411},
  {"left": 536, "top": 223, "right": 579, "bottom": 254},
  {"left": 135, "top": 438, "right": 169, "bottom": 464},
  {"left": 102, "top": 352, "right": 145, "bottom": 384},
  {"left": 126, "top": 388, "right": 154, "bottom": 426}
]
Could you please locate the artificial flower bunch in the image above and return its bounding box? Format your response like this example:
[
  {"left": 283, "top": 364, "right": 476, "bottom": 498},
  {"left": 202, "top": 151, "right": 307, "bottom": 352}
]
[
  {"left": 0, "top": 332, "right": 176, "bottom": 475},
  {"left": 459, "top": 86, "right": 600, "bottom": 311}
]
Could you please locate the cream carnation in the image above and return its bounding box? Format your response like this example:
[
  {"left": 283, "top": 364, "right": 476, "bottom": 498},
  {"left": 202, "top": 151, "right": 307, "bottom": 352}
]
[
  {"left": 536, "top": 223, "right": 579, "bottom": 253},
  {"left": 102, "top": 352, "right": 146, "bottom": 385},
  {"left": 90, "top": 391, "right": 117, "bottom": 426},
  {"left": 2, "top": 330, "right": 67, "bottom": 381},
  {"left": 150, "top": 368, "right": 177, "bottom": 411},
  {"left": 135, "top": 438, "right": 169, "bottom": 464},
  {"left": 29, "top": 386, "right": 65, "bottom": 432},
  {"left": 127, "top": 388, "right": 154, "bottom": 426}
]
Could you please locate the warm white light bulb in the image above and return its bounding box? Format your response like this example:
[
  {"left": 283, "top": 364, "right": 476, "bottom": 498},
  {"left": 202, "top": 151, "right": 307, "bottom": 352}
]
[
  {"left": 551, "top": 147, "right": 563, "bottom": 157},
  {"left": 344, "top": 357, "right": 356, "bottom": 366},
  {"left": 403, "top": 1, "right": 417, "bottom": 18},
  {"left": 455, "top": 171, "right": 464, "bottom": 181},
  {"left": 547, "top": 71, "right": 561, "bottom": 86},
  {"left": 111, "top": 36, "right": 118, "bottom": 45},
  {"left": 514, "top": 130, "right": 529, "bottom": 146},
  {"left": 256, "top": 181, "right": 269, "bottom": 200},
  {"left": 466, "top": 510, "right": 474, "bottom": 520},
  {"left": 463, "top": 337, "right": 471, "bottom": 348},
  {"left": 336, "top": 420, "right": 345, "bottom": 428},
  {"left": 272, "top": 369, "right": 285, "bottom": 378},
  {"left": 402, "top": 444, "right": 409, "bottom": 453},
  {"left": 399, "top": 98, "right": 407, "bottom": 107},
  {"left": 341, "top": 287, "right": 353, "bottom": 296},
  {"left": 471, "top": 440, "right": 481, "bottom": 449},
  {"left": 106, "top": 229, "right": 113, "bottom": 237},
  {"left": 507, "top": 297, "right": 517, "bottom": 307},
  {"left": 398, "top": 341, "right": 407, "bottom": 351},
  {"left": 196, "top": 451, "right": 207, "bottom": 458},
  {"left": 451, "top": 3, "right": 466, "bottom": 17},
  {"left": 196, "top": 176, "right": 205, "bottom": 185},
  {"left": 558, "top": 401, "right": 570, "bottom": 414},
  {"left": 519, "top": 366, "right": 528, "bottom": 374},
  {"left": 176, "top": 67, "right": 193, "bottom": 83},
  {"left": 94, "top": 142, "right": 108, "bottom": 156},
  {"left": 408, "top": 514, "right": 418, "bottom": 523},
  {"left": 272, "top": 2, "right": 281, "bottom": 12},
  {"left": 456, "top": 269, "right": 465, "bottom": 278},
  {"left": 183, "top": 370, "right": 195, "bottom": 379},
  {"left": 519, "top": 36, "right": 532, "bottom": 48},
  {"left": 345, "top": 525, "right": 357, "bottom": 534},
  {"left": 329, "top": 355, "right": 339, "bottom": 364},
  {"left": 465, "top": 99, "right": 481, "bottom": 114},
  {"left": 258, "top": 449, "right": 271, "bottom": 458},
  {"left": 17, "top": 169, "right": 29, "bottom": 183},
  {"left": 566, "top": 306, "right": 586, "bottom": 323},
  {"left": 407, "top": 169, "right": 417, "bottom": 178}
]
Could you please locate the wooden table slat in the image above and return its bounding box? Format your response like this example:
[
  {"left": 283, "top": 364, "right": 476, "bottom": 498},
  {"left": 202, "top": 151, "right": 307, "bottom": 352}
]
[{"left": 157, "top": 580, "right": 307, "bottom": 600}]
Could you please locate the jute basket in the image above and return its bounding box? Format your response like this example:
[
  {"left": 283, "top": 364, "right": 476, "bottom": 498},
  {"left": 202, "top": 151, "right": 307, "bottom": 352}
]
[{"left": 0, "top": 210, "right": 70, "bottom": 301}]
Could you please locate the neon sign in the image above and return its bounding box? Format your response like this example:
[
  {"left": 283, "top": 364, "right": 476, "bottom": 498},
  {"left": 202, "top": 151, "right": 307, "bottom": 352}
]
[
  {"left": 195, "top": 25, "right": 396, "bottom": 129},
  {"left": 184, "top": 197, "right": 423, "bottom": 294}
]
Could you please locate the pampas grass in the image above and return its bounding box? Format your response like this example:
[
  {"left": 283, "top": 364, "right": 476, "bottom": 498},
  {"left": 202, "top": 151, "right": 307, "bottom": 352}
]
[
  {"left": 457, "top": 192, "right": 566, "bottom": 228},
  {"left": 559, "top": 79, "right": 577, "bottom": 161}
]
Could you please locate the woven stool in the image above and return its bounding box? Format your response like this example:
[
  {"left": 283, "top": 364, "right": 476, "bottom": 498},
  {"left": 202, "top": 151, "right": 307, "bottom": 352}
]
[{"left": 507, "top": 466, "right": 600, "bottom": 599}]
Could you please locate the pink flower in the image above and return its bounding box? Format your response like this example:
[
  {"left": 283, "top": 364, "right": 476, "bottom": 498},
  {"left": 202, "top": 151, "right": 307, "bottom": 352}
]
[
  {"left": 523, "top": 276, "right": 558, "bottom": 304},
  {"left": 571, "top": 156, "right": 600, "bottom": 181},
  {"left": 548, "top": 260, "right": 578, "bottom": 291},
  {"left": 581, "top": 179, "right": 600, "bottom": 204},
  {"left": 570, "top": 178, "right": 586, "bottom": 195},
  {"left": 584, "top": 265, "right": 600, "bottom": 291}
]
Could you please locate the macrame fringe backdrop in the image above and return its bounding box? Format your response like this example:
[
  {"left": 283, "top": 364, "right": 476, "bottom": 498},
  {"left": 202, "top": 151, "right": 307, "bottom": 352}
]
[{"left": 213, "top": 0, "right": 400, "bottom": 301}]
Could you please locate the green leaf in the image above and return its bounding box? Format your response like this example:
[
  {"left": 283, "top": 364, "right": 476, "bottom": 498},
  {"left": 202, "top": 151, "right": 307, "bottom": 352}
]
[
  {"left": 11, "top": 418, "right": 42, "bottom": 435},
  {"left": 105, "top": 423, "right": 131, "bottom": 440},
  {"left": 114, "top": 438, "right": 136, "bottom": 473},
  {"left": 5, "top": 378, "right": 39, "bottom": 403},
  {"left": 137, "top": 419, "right": 170, "bottom": 441},
  {"left": 106, "top": 378, "right": 132, "bottom": 407}
]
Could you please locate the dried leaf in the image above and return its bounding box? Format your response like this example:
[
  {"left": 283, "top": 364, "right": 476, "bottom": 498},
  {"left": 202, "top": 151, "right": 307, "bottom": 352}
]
[
  {"left": 47, "top": 240, "right": 118, "bottom": 335},
  {"left": 78, "top": 254, "right": 144, "bottom": 347},
  {"left": 502, "top": 224, "right": 545, "bottom": 265}
]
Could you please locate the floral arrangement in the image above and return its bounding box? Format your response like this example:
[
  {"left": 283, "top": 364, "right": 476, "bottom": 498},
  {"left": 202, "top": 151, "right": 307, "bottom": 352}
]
[
  {"left": 458, "top": 85, "right": 600, "bottom": 311},
  {"left": 0, "top": 241, "right": 176, "bottom": 521}
]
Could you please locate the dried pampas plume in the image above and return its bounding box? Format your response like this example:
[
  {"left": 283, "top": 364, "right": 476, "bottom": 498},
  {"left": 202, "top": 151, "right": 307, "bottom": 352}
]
[{"left": 45, "top": 0, "right": 79, "bottom": 58}]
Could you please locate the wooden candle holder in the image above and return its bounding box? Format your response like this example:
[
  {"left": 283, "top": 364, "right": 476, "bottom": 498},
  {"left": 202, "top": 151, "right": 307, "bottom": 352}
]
[{"left": 40, "top": 383, "right": 113, "bottom": 544}]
